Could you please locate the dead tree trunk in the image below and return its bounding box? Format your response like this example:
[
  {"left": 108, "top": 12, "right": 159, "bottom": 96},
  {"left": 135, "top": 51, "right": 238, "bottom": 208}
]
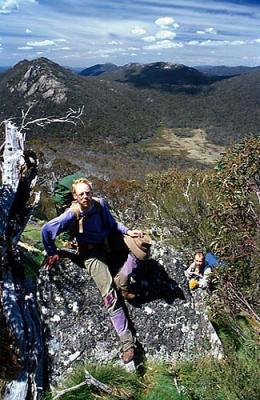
[{"left": 0, "top": 122, "right": 43, "bottom": 400}]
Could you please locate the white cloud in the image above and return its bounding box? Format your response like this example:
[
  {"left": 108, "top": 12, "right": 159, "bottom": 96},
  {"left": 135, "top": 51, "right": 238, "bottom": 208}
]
[
  {"left": 0, "top": 0, "right": 37, "bottom": 13},
  {"left": 27, "top": 39, "right": 56, "bottom": 46},
  {"left": 131, "top": 26, "right": 146, "bottom": 35},
  {"left": 188, "top": 40, "right": 200, "bottom": 46},
  {"left": 36, "top": 51, "right": 43, "bottom": 54},
  {"left": 127, "top": 47, "right": 138, "bottom": 51},
  {"left": 108, "top": 40, "right": 122, "bottom": 45},
  {"left": 199, "top": 40, "right": 220, "bottom": 46},
  {"left": 156, "top": 30, "right": 176, "bottom": 40},
  {"left": 24, "top": 38, "right": 68, "bottom": 51},
  {"left": 87, "top": 47, "right": 125, "bottom": 56},
  {"left": 197, "top": 27, "right": 217, "bottom": 35},
  {"left": 229, "top": 40, "right": 245, "bottom": 45},
  {"left": 142, "top": 36, "right": 156, "bottom": 42},
  {"left": 205, "top": 27, "right": 217, "bottom": 34},
  {"left": 25, "top": 28, "right": 32, "bottom": 33},
  {"left": 155, "top": 17, "right": 174, "bottom": 27},
  {"left": 172, "top": 23, "right": 180, "bottom": 29},
  {"left": 18, "top": 46, "right": 33, "bottom": 49},
  {"left": 144, "top": 40, "right": 183, "bottom": 50},
  {"left": 50, "top": 46, "right": 71, "bottom": 52},
  {"left": 199, "top": 39, "right": 245, "bottom": 46},
  {"left": 253, "top": 38, "right": 260, "bottom": 43},
  {"left": 188, "top": 39, "right": 246, "bottom": 47}
]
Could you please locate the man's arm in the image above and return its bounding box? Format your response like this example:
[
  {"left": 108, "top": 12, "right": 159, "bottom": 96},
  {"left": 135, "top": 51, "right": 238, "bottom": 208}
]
[{"left": 41, "top": 209, "right": 76, "bottom": 256}]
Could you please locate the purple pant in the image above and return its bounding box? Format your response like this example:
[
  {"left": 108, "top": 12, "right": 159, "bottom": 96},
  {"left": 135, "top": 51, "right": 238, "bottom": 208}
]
[{"left": 83, "top": 247, "right": 134, "bottom": 351}]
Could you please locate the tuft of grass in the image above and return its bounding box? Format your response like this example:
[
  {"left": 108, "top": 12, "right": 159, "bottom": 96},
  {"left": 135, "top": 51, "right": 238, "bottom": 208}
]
[
  {"left": 176, "top": 316, "right": 260, "bottom": 400},
  {"left": 46, "top": 362, "right": 142, "bottom": 400},
  {"left": 140, "top": 363, "right": 186, "bottom": 400}
]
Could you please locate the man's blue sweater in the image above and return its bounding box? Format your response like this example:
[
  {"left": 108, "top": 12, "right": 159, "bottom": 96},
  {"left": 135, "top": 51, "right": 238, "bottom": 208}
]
[{"left": 42, "top": 198, "right": 128, "bottom": 255}]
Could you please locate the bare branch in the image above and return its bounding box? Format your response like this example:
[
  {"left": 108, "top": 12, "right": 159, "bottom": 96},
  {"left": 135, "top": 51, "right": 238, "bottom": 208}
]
[
  {"left": 53, "top": 370, "right": 132, "bottom": 400},
  {"left": 20, "top": 106, "right": 85, "bottom": 131},
  {"left": 52, "top": 369, "right": 129, "bottom": 400},
  {"left": 20, "top": 105, "right": 34, "bottom": 132},
  {"left": 183, "top": 178, "right": 192, "bottom": 201}
]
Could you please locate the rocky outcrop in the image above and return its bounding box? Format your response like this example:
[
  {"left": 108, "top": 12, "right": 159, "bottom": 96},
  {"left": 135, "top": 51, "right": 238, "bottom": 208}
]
[
  {"left": 37, "top": 242, "right": 223, "bottom": 385},
  {"left": 7, "top": 63, "right": 67, "bottom": 104}
]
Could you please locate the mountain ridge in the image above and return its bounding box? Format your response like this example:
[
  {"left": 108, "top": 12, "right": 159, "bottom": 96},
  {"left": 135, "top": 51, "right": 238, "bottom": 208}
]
[
  {"left": 195, "top": 64, "right": 260, "bottom": 76},
  {"left": 0, "top": 57, "right": 259, "bottom": 179}
]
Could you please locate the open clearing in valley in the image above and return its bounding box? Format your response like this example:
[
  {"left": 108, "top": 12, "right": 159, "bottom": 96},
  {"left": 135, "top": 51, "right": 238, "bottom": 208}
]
[{"left": 144, "top": 128, "right": 226, "bottom": 164}]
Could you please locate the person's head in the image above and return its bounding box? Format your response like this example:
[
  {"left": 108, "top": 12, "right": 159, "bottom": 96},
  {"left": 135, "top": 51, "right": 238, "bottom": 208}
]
[
  {"left": 194, "top": 251, "right": 205, "bottom": 270},
  {"left": 72, "top": 178, "right": 93, "bottom": 211}
]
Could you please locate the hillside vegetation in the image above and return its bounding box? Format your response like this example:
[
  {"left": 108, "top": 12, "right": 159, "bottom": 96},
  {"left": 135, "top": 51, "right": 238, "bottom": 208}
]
[
  {"left": 30, "top": 136, "right": 259, "bottom": 400},
  {"left": 1, "top": 136, "right": 259, "bottom": 399},
  {"left": 0, "top": 58, "right": 259, "bottom": 399},
  {"left": 0, "top": 58, "right": 259, "bottom": 154}
]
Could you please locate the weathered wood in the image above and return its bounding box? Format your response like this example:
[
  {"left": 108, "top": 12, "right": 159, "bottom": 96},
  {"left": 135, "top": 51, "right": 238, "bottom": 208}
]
[
  {"left": 0, "top": 121, "right": 44, "bottom": 400},
  {"left": 0, "top": 122, "right": 24, "bottom": 240},
  {"left": 2, "top": 122, "right": 25, "bottom": 189}
]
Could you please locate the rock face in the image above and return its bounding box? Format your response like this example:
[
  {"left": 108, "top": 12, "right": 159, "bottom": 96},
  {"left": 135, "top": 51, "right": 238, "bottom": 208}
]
[
  {"left": 8, "top": 63, "right": 67, "bottom": 104},
  {"left": 37, "top": 242, "right": 223, "bottom": 384}
]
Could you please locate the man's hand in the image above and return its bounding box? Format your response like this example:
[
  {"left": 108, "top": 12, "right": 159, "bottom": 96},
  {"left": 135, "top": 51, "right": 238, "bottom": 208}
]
[
  {"left": 43, "top": 254, "right": 60, "bottom": 270},
  {"left": 126, "top": 229, "right": 144, "bottom": 238}
]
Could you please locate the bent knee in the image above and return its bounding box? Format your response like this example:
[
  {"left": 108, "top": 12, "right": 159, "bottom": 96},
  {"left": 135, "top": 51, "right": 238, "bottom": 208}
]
[{"left": 104, "top": 289, "right": 117, "bottom": 310}]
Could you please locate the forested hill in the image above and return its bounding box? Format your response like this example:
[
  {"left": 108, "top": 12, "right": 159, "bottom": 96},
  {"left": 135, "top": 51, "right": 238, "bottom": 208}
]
[
  {"left": 195, "top": 64, "right": 260, "bottom": 76},
  {"left": 0, "top": 58, "right": 159, "bottom": 145},
  {"left": 0, "top": 57, "right": 259, "bottom": 148}
]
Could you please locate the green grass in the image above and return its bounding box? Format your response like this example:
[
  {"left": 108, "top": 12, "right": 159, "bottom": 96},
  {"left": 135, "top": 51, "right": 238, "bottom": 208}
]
[
  {"left": 44, "top": 315, "right": 259, "bottom": 400},
  {"left": 176, "top": 316, "right": 260, "bottom": 400},
  {"left": 21, "top": 223, "right": 44, "bottom": 250},
  {"left": 45, "top": 362, "right": 142, "bottom": 399},
  {"left": 139, "top": 364, "right": 185, "bottom": 400}
]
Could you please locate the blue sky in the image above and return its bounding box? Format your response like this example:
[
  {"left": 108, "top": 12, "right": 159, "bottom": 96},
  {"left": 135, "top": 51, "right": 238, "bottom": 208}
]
[{"left": 0, "top": 0, "right": 259, "bottom": 67}]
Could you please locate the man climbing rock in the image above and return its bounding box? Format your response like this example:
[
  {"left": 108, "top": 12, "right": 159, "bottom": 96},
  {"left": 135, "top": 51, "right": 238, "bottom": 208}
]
[
  {"left": 41, "top": 177, "right": 148, "bottom": 363},
  {"left": 185, "top": 251, "right": 212, "bottom": 290}
]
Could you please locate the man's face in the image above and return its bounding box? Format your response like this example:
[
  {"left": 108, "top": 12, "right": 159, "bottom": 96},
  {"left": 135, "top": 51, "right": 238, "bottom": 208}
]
[
  {"left": 194, "top": 254, "right": 204, "bottom": 270},
  {"left": 74, "top": 182, "right": 93, "bottom": 211}
]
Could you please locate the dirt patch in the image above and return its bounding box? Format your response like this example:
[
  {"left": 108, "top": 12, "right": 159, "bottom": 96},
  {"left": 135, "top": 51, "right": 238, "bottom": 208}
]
[{"left": 144, "top": 128, "right": 226, "bottom": 164}]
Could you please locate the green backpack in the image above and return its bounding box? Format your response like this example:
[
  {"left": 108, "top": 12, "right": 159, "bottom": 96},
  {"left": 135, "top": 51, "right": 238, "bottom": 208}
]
[{"left": 53, "top": 172, "right": 83, "bottom": 215}]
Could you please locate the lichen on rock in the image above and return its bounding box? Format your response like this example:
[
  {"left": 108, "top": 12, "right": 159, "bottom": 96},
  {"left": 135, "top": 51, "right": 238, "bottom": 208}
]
[
  {"left": 8, "top": 65, "right": 67, "bottom": 104},
  {"left": 37, "top": 241, "right": 223, "bottom": 385}
]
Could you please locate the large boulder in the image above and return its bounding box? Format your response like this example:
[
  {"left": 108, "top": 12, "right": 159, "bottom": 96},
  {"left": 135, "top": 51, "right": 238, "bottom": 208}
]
[{"left": 37, "top": 242, "right": 223, "bottom": 384}]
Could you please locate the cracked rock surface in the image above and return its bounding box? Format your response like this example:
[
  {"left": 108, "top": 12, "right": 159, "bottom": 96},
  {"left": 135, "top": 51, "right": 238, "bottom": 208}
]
[{"left": 37, "top": 242, "right": 223, "bottom": 384}]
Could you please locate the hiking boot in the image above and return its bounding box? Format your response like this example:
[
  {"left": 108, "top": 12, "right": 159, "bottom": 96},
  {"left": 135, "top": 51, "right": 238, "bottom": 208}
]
[{"left": 122, "top": 347, "right": 135, "bottom": 364}]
